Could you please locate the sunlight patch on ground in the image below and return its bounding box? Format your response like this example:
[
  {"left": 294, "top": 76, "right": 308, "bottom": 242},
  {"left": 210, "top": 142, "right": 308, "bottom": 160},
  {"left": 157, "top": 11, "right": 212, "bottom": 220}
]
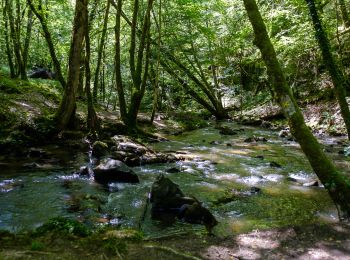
[
  {"left": 236, "top": 232, "right": 280, "bottom": 250},
  {"left": 301, "top": 247, "right": 339, "bottom": 259}
]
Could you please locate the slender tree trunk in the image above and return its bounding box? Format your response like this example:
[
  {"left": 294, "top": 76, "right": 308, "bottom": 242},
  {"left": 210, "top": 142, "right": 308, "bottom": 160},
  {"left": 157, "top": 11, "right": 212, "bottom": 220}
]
[
  {"left": 55, "top": 0, "right": 87, "bottom": 130},
  {"left": 306, "top": 0, "right": 350, "bottom": 140},
  {"left": 6, "top": 0, "right": 26, "bottom": 79},
  {"left": 114, "top": 0, "right": 127, "bottom": 122},
  {"left": 243, "top": 0, "right": 350, "bottom": 218},
  {"left": 85, "top": 2, "right": 99, "bottom": 131},
  {"left": 3, "top": 1, "right": 15, "bottom": 78},
  {"left": 23, "top": 9, "right": 33, "bottom": 71},
  {"left": 112, "top": 0, "right": 154, "bottom": 132},
  {"left": 339, "top": 0, "right": 350, "bottom": 28},
  {"left": 150, "top": 0, "right": 162, "bottom": 124},
  {"left": 93, "top": 0, "right": 110, "bottom": 101},
  {"left": 126, "top": 0, "right": 154, "bottom": 131},
  {"left": 27, "top": 0, "right": 66, "bottom": 88}
]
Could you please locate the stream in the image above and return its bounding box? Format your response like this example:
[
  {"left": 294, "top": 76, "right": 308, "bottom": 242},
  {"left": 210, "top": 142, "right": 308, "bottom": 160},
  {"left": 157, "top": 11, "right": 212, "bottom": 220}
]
[{"left": 1, "top": 122, "right": 349, "bottom": 238}]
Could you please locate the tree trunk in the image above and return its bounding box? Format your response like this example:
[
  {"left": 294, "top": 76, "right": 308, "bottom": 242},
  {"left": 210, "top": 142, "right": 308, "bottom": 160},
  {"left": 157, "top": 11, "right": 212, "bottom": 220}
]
[
  {"left": 85, "top": 2, "right": 99, "bottom": 132},
  {"left": 23, "top": 8, "right": 34, "bottom": 71},
  {"left": 113, "top": 0, "right": 127, "bottom": 123},
  {"left": 112, "top": 0, "right": 154, "bottom": 132},
  {"left": 117, "top": 4, "right": 229, "bottom": 120},
  {"left": 2, "top": 1, "right": 15, "bottom": 78},
  {"left": 27, "top": 0, "right": 66, "bottom": 88},
  {"left": 55, "top": 0, "right": 87, "bottom": 130},
  {"left": 6, "top": 0, "right": 26, "bottom": 80},
  {"left": 243, "top": 0, "right": 350, "bottom": 219},
  {"left": 93, "top": 0, "right": 110, "bottom": 101},
  {"left": 306, "top": 0, "right": 350, "bottom": 140},
  {"left": 339, "top": 0, "right": 350, "bottom": 28}
]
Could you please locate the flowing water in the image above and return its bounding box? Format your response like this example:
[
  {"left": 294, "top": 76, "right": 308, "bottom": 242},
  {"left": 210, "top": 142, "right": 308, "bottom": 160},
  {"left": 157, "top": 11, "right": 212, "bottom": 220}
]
[{"left": 0, "top": 122, "right": 349, "bottom": 237}]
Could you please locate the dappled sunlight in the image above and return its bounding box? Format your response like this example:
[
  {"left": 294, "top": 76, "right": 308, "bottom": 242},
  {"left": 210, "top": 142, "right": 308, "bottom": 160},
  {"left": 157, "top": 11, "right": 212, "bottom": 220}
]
[
  {"left": 236, "top": 231, "right": 281, "bottom": 250},
  {"left": 301, "top": 247, "right": 345, "bottom": 259}
]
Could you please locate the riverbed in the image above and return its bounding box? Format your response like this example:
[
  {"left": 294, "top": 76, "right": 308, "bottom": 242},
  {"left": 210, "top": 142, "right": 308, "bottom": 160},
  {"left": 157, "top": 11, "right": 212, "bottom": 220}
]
[{"left": 0, "top": 122, "right": 349, "bottom": 238}]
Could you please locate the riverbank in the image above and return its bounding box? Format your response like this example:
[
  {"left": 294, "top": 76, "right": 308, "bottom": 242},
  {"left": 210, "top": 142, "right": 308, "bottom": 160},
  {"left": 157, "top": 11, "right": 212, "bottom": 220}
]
[{"left": 1, "top": 222, "right": 350, "bottom": 259}]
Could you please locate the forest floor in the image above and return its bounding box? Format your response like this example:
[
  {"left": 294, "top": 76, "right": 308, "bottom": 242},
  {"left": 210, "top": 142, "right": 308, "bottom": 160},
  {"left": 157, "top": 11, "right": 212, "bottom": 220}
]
[{"left": 1, "top": 222, "right": 350, "bottom": 259}]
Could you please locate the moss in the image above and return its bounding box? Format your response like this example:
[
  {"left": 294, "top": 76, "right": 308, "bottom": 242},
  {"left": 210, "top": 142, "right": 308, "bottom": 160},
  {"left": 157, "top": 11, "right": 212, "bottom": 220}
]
[
  {"left": 30, "top": 241, "right": 45, "bottom": 251},
  {"left": 34, "top": 217, "right": 90, "bottom": 237}
]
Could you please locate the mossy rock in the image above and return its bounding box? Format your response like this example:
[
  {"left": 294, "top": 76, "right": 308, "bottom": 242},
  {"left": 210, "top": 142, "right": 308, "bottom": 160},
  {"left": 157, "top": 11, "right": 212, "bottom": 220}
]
[{"left": 92, "top": 141, "right": 109, "bottom": 158}]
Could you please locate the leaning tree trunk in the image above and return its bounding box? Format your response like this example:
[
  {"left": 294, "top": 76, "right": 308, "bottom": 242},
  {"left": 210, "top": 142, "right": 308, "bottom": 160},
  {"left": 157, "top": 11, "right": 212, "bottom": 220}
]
[
  {"left": 117, "top": 6, "right": 229, "bottom": 120},
  {"left": 306, "top": 0, "right": 350, "bottom": 140},
  {"left": 243, "top": 0, "right": 350, "bottom": 219},
  {"left": 55, "top": 0, "right": 87, "bottom": 130}
]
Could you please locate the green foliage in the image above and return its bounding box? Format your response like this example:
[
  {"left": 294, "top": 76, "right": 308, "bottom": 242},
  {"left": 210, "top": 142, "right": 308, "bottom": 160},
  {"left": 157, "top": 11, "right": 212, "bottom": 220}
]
[
  {"left": 34, "top": 217, "right": 90, "bottom": 237},
  {"left": 102, "top": 237, "right": 127, "bottom": 255},
  {"left": 172, "top": 111, "right": 210, "bottom": 131},
  {"left": 30, "top": 241, "right": 45, "bottom": 251}
]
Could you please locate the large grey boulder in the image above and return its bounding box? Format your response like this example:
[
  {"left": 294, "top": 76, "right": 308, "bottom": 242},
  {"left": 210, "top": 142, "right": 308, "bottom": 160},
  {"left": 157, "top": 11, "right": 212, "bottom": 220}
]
[{"left": 93, "top": 158, "right": 139, "bottom": 184}]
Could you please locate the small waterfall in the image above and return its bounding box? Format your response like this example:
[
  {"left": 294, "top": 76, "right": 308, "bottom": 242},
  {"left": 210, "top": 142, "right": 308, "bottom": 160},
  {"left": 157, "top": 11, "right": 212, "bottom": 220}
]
[{"left": 85, "top": 137, "right": 95, "bottom": 180}]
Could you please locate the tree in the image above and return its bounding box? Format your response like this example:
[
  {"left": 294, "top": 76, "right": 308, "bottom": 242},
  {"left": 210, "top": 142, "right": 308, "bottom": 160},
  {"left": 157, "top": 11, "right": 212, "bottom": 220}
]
[
  {"left": 55, "top": 0, "right": 88, "bottom": 130},
  {"left": 112, "top": 0, "right": 154, "bottom": 132},
  {"left": 118, "top": 5, "right": 229, "bottom": 120},
  {"left": 93, "top": 0, "right": 110, "bottom": 102},
  {"left": 305, "top": 0, "right": 350, "bottom": 140},
  {"left": 85, "top": 0, "right": 99, "bottom": 131},
  {"left": 2, "top": 0, "right": 15, "bottom": 78},
  {"left": 27, "top": 0, "right": 67, "bottom": 88},
  {"left": 243, "top": 0, "right": 350, "bottom": 218},
  {"left": 339, "top": 0, "right": 350, "bottom": 28},
  {"left": 5, "top": 0, "right": 27, "bottom": 80}
]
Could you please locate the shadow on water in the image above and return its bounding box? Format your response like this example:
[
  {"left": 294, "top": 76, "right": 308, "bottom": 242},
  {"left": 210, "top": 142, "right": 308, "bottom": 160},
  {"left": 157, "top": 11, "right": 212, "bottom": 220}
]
[{"left": 0, "top": 122, "right": 348, "bottom": 237}]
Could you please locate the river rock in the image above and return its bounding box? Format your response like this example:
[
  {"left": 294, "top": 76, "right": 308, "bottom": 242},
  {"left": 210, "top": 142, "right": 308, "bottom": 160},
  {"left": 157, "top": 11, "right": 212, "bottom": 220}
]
[
  {"left": 150, "top": 174, "right": 217, "bottom": 232},
  {"left": 166, "top": 167, "right": 181, "bottom": 173},
  {"left": 240, "top": 118, "right": 262, "bottom": 126},
  {"left": 244, "top": 136, "right": 267, "bottom": 143},
  {"left": 279, "top": 129, "right": 290, "bottom": 138},
  {"left": 28, "top": 147, "right": 47, "bottom": 157},
  {"left": 110, "top": 135, "right": 178, "bottom": 166},
  {"left": 303, "top": 180, "right": 319, "bottom": 187},
  {"left": 92, "top": 141, "right": 109, "bottom": 158},
  {"left": 270, "top": 161, "right": 282, "bottom": 168},
  {"left": 178, "top": 202, "right": 218, "bottom": 233},
  {"left": 93, "top": 158, "right": 139, "bottom": 184},
  {"left": 216, "top": 126, "right": 238, "bottom": 135},
  {"left": 150, "top": 174, "right": 185, "bottom": 208},
  {"left": 76, "top": 166, "right": 89, "bottom": 176}
]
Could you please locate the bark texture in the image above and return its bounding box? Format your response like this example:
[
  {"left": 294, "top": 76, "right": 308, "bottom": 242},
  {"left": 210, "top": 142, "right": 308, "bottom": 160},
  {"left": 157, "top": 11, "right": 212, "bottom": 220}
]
[
  {"left": 55, "top": 0, "right": 87, "bottom": 130},
  {"left": 243, "top": 0, "right": 350, "bottom": 218},
  {"left": 305, "top": 0, "right": 350, "bottom": 140}
]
